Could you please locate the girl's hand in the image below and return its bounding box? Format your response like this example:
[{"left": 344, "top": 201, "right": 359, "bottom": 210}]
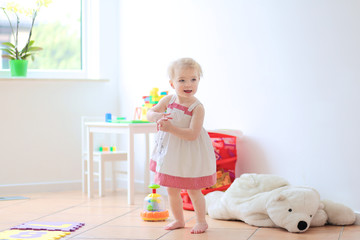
[
  {"left": 146, "top": 95, "right": 172, "bottom": 122},
  {"left": 156, "top": 113, "right": 173, "bottom": 131}
]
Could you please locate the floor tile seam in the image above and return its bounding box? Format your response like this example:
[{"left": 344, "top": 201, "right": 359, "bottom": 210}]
[
  {"left": 67, "top": 207, "right": 141, "bottom": 239},
  {"left": 185, "top": 215, "right": 195, "bottom": 223},
  {"left": 78, "top": 225, "right": 259, "bottom": 230},
  {"left": 153, "top": 215, "right": 198, "bottom": 240},
  {"left": 155, "top": 226, "right": 260, "bottom": 240},
  {"left": 338, "top": 226, "right": 344, "bottom": 240},
  {"left": 246, "top": 227, "right": 261, "bottom": 240},
  {"left": 29, "top": 201, "right": 90, "bottom": 221},
  {"left": 155, "top": 227, "right": 177, "bottom": 240},
  {"left": 208, "top": 227, "right": 258, "bottom": 231},
  {"left": 185, "top": 216, "right": 257, "bottom": 230},
  {"left": 0, "top": 199, "right": 31, "bottom": 209}
]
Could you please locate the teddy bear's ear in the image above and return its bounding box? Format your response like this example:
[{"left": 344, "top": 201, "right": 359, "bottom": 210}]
[{"left": 276, "top": 194, "right": 286, "bottom": 201}]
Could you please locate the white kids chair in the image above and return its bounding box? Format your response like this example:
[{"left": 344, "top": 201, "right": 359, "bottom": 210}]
[{"left": 81, "top": 116, "right": 128, "bottom": 197}]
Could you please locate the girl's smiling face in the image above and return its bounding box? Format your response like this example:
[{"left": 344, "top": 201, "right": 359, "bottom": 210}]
[{"left": 170, "top": 67, "right": 200, "bottom": 100}]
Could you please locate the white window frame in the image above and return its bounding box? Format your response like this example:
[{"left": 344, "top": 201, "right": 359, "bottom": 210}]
[{"left": 0, "top": 0, "right": 100, "bottom": 80}]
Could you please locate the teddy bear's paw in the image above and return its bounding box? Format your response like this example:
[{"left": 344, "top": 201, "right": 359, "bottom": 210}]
[
  {"left": 244, "top": 214, "right": 276, "bottom": 228},
  {"left": 205, "top": 191, "right": 227, "bottom": 218},
  {"left": 322, "top": 199, "right": 356, "bottom": 225},
  {"left": 311, "top": 208, "right": 328, "bottom": 227}
]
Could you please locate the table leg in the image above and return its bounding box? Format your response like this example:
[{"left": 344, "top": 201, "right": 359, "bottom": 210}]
[
  {"left": 87, "top": 130, "right": 94, "bottom": 198},
  {"left": 128, "top": 129, "right": 135, "bottom": 205},
  {"left": 82, "top": 149, "right": 86, "bottom": 193},
  {"left": 144, "top": 133, "right": 150, "bottom": 191}
]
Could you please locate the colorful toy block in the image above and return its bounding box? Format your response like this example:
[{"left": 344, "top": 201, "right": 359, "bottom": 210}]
[
  {"left": 135, "top": 88, "right": 168, "bottom": 121},
  {"left": 11, "top": 221, "right": 85, "bottom": 232},
  {"left": 0, "top": 230, "right": 70, "bottom": 240},
  {"left": 105, "top": 113, "right": 112, "bottom": 122},
  {"left": 98, "top": 145, "right": 117, "bottom": 152}
]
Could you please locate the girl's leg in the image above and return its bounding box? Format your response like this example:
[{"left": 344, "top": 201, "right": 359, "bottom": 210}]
[
  {"left": 187, "top": 189, "right": 208, "bottom": 234},
  {"left": 164, "top": 187, "right": 185, "bottom": 230}
]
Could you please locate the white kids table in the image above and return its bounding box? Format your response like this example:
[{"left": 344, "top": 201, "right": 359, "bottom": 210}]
[{"left": 85, "top": 121, "right": 157, "bottom": 204}]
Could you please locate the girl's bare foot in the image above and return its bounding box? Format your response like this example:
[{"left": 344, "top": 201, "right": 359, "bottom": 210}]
[
  {"left": 191, "top": 222, "right": 208, "bottom": 234},
  {"left": 164, "top": 220, "right": 185, "bottom": 230}
]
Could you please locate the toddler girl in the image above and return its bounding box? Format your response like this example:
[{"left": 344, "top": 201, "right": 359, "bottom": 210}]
[{"left": 147, "top": 58, "right": 216, "bottom": 234}]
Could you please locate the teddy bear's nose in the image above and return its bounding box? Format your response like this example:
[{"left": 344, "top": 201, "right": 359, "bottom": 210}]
[{"left": 297, "top": 221, "right": 308, "bottom": 231}]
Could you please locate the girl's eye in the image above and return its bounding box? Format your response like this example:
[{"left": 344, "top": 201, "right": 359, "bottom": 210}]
[
  {"left": 179, "top": 79, "right": 185, "bottom": 82},
  {"left": 192, "top": 78, "right": 197, "bottom": 81}
]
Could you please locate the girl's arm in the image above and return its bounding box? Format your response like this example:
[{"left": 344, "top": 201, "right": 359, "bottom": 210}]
[
  {"left": 158, "top": 104, "right": 205, "bottom": 141},
  {"left": 146, "top": 95, "right": 172, "bottom": 122}
]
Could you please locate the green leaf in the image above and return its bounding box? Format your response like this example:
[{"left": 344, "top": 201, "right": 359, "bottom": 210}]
[
  {"left": 0, "top": 48, "right": 15, "bottom": 55},
  {"left": 19, "top": 52, "right": 28, "bottom": 58},
  {"left": 27, "top": 47, "right": 43, "bottom": 52},
  {"left": 2, "top": 54, "right": 15, "bottom": 60},
  {"left": 28, "top": 40, "right": 35, "bottom": 47},
  {"left": 21, "top": 53, "right": 32, "bottom": 60},
  {"left": 20, "top": 41, "right": 35, "bottom": 53},
  {"left": 1, "top": 42, "right": 16, "bottom": 49}
]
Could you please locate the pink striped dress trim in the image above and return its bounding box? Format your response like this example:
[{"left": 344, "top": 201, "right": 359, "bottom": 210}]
[
  {"left": 167, "top": 102, "right": 193, "bottom": 116},
  {"left": 150, "top": 159, "right": 216, "bottom": 189}
]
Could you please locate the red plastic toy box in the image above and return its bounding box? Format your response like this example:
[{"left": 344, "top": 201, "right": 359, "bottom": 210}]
[{"left": 181, "top": 131, "right": 238, "bottom": 211}]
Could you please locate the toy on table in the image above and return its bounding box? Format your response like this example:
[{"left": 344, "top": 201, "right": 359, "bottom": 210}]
[
  {"left": 105, "top": 113, "right": 112, "bottom": 122},
  {"left": 111, "top": 117, "right": 150, "bottom": 123},
  {"left": 140, "top": 184, "right": 169, "bottom": 221},
  {"left": 134, "top": 88, "right": 168, "bottom": 121},
  {"left": 99, "top": 145, "right": 117, "bottom": 152},
  {"left": 106, "top": 88, "right": 168, "bottom": 123},
  {"left": 105, "top": 114, "right": 150, "bottom": 123}
]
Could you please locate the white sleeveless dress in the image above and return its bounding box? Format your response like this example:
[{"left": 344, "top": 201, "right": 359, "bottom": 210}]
[{"left": 150, "top": 95, "right": 216, "bottom": 189}]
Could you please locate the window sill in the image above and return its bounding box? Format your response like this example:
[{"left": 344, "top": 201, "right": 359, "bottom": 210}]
[
  {"left": 0, "top": 70, "right": 108, "bottom": 82},
  {"left": 0, "top": 69, "right": 105, "bottom": 81}
]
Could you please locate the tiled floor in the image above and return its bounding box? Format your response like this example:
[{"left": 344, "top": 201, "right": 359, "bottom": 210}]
[{"left": 0, "top": 190, "right": 359, "bottom": 240}]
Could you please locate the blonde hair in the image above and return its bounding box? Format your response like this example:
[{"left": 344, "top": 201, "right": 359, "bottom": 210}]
[{"left": 167, "top": 58, "right": 203, "bottom": 80}]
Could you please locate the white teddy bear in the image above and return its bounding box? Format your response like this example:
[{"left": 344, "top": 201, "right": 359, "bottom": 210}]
[{"left": 205, "top": 173, "right": 356, "bottom": 233}]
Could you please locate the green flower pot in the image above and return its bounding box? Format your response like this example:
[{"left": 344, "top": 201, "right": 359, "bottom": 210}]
[{"left": 10, "top": 60, "right": 28, "bottom": 77}]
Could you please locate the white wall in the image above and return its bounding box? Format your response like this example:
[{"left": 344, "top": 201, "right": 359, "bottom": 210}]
[
  {"left": 0, "top": 1, "right": 120, "bottom": 193},
  {"left": 118, "top": 0, "right": 360, "bottom": 211}
]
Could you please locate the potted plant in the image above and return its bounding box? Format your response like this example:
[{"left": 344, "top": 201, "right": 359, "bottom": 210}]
[{"left": 1, "top": 0, "right": 52, "bottom": 77}]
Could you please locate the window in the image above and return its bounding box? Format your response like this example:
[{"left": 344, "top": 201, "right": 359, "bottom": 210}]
[{"left": 0, "top": 0, "right": 86, "bottom": 78}]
